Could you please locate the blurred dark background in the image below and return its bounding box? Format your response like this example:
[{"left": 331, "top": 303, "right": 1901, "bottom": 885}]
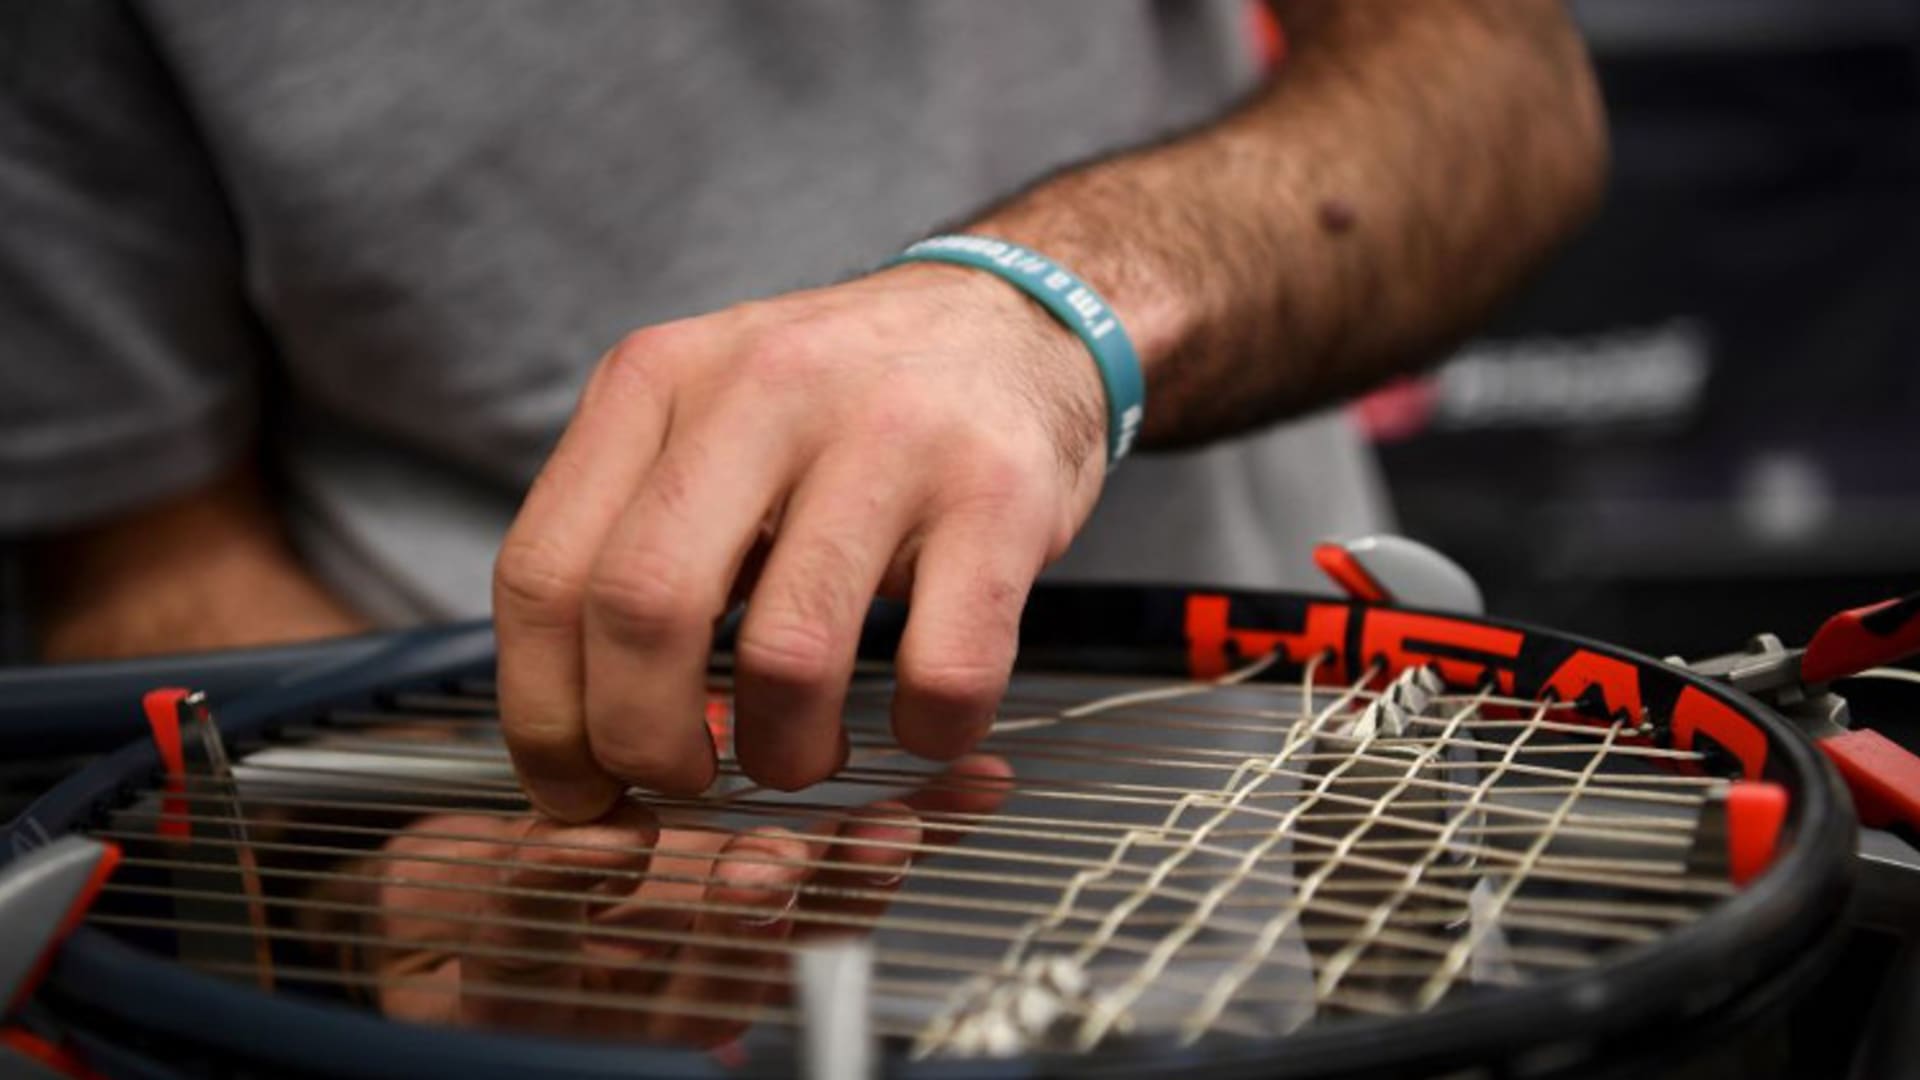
[
  {"left": 6, "top": 0, "right": 1919, "bottom": 839},
  {"left": 1, "top": 4, "right": 1917, "bottom": 1074},
  {"left": 1362, "top": 11, "right": 1920, "bottom": 1065},
  {"left": 1364, "top": 0, "right": 1920, "bottom": 662}
]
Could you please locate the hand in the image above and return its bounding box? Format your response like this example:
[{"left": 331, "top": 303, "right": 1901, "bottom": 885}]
[
  {"left": 494, "top": 263, "right": 1106, "bottom": 815},
  {"left": 326, "top": 756, "right": 1010, "bottom": 1047}
]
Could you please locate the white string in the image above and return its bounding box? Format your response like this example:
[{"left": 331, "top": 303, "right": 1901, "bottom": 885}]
[{"left": 93, "top": 652, "right": 1733, "bottom": 1058}]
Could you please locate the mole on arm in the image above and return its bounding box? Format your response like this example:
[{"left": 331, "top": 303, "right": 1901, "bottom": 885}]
[{"left": 1317, "top": 198, "right": 1358, "bottom": 235}]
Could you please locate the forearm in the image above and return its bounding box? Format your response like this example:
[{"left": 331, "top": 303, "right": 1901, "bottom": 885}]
[
  {"left": 971, "top": 0, "right": 1607, "bottom": 447},
  {"left": 488, "top": 1, "right": 1605, "bottom": 803},
  {"left": 32, "top": 463, "right": 368, "bottom": 661}
]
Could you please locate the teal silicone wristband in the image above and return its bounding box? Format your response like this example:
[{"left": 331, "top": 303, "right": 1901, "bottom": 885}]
[{"left": 886, "top": 235, "right": 1144, "bottom": 466}]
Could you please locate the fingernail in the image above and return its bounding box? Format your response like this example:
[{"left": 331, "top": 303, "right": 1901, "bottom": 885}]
[
  {"left": 734, "top": 888, "right": 800, "bottom": 929},
  {"left": 864, "top": 863, "right": 910, "bottom": 888}
]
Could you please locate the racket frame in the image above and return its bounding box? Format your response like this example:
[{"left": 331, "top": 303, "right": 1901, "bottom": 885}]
[{"left": 2, "top": 587, "right": 1856, "bottom": 1079}]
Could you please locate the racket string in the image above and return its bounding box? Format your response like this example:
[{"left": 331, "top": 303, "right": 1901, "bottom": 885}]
[{"left": 81, "top": 656, "right": 1736, "bottom": 1056}]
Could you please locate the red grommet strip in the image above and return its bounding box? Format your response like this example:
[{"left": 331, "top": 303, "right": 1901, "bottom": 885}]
[
  {"left": 1725, "top": 781, "right": 1788, "bottom": 886},
  {"left": 141, "top": 688, "right": 192, "bottom": 841}
]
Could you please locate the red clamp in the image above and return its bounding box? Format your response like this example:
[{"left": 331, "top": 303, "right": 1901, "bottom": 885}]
[
  {"left": 1313, "top": 535, "right": 1484, "bottom": 615},
  {"left": 3, "top": 835, "right": 121, "bottom": 1078},
  {"left": 1801, "top": 591, "right": 1920, "bottom": 685},
  {"left": 1819, "top": 728, "right": 1920, "bottom": 832}
]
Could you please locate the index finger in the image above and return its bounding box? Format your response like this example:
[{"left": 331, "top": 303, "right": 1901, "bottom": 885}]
[{"left": 495, "top": 335, "right": 674, "bottom": 821}]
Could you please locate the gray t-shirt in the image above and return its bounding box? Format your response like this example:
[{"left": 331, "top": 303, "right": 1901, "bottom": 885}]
[{"left": 1, "top": 0, "right": 1387, "bottom": 624}]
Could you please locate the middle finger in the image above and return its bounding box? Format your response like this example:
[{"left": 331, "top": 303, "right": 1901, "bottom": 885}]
[
  {"left": 731, "top": 446, "right": 920, "bottom": 790},
  {"left": 584, "top": 405, "right": 798, "bottom": 796}
]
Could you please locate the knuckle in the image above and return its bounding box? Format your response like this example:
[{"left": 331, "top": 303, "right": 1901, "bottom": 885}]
[
  {"left": 855, "top": 384, "right": 948, "bottom": 446},
  {"left": 945, "top": 456, "right": 1045, "bottom": 525},
  {"left": 609, "top": 322, "right": 696, "bottom": 367},
  {"left": 586, "top": 723, "right": 682, "bottom": 785},
  {"left": 637, "top": 453, "right": 697, "bottom": 526},
  {"left": 736, "top": 616, "right": 841, "bottom": 690},
  {"left": 593, "top": 329, "right": 676, "bottom": 397},
  {"left": 734, "top": 333, "right": 787, "bottom": 374},
  {"left": 494, "top": 536, "right": 585, "bottom": 627},
  {"left": 501, "top": 714, "right": 583, "bottom": 766},
  {"left": 737, "top": 324, "right": 834, "bottom": 391},
  {"left": 776, "top": 533, "right": 872, "bottom": 622},
  {"left": 898, "top": 652, "right": 1008, "bottom": 715},
  {"left": 970, "top": 572, "right": 1030, "bottom": 632},
  {"left": 586, "top": 550, "right": 707, "bottom": 646},
  {"left": 961, "top": 480, "right": 1027, "bottom": 523},
  {"left": 962, "top": 438, "right": 1046, "bottom": 494}
]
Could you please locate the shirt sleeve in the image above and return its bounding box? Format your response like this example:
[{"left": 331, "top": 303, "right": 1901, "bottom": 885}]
[{"left": 0, "top": 0, "right": 261, "bottom": 534}]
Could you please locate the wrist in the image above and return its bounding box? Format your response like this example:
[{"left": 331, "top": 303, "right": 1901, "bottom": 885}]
[
  {"left": 867, "top": 260, "right": 1108, "bottom": 477},
  {"left": 884, "top": 235, "right": 1144, "bottom": 466},
  {"left": 963, "top": 206, "right": 1198, "bottom": 382}
]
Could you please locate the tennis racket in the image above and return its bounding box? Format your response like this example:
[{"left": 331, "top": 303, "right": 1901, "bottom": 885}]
[{"left": 3, "top": 538, "right": 1910, "bottom": 1078}]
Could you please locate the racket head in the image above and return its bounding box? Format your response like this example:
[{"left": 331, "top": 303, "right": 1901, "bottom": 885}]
[{"left": 4, "top": 586, "right": 1856, "bottom": 1078}]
